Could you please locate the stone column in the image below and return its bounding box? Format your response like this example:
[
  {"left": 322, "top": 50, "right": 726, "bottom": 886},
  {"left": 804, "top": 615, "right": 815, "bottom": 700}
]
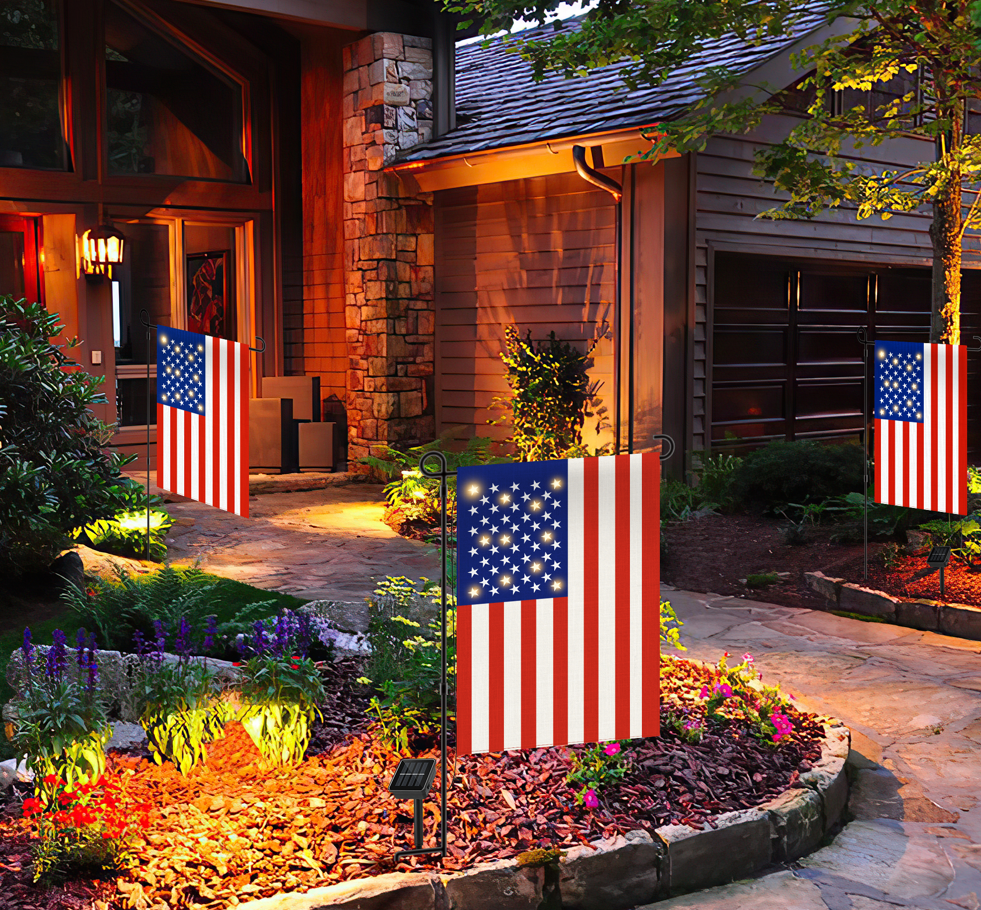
[{"left": 342, "top": 33, "right": 436, "bottom": 467}]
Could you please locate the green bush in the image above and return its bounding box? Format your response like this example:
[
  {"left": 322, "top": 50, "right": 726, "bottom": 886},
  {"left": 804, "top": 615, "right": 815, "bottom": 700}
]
[
  {"left": 727, "top": 440, "right": 865, "bottom": 514},
  {"left": 0, "top": 299, "right": 136, "bottom": 576},
  {"left": 688, "top": 450, "right": 742, "bottom": 511},
  {"left": 491, "top": 324, "right": 610, "bottom": 461},
  {"left": 359, "top": 430, "right": 509, "bottom": 529},
  {"left": 62, "top": 565, "right": 280, "bottom": 658}
]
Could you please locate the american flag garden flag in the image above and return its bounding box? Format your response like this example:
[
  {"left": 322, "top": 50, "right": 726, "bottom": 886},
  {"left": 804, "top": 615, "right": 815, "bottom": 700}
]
[
  {"left": 454, "top": 453, "right": 660, "bottom": 755},
  {"left": 874, "top": 339, "right": 967, "bottom": 515},
  {"left": 156, "top": 326, "right": 250, "bottom": 518}
]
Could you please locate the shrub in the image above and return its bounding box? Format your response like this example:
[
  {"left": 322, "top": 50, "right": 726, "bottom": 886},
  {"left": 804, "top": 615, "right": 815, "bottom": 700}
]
[
  {"left": 0, "top": 298, "right": 136, "bottom": 576},
  {"left": 359, "top": 430, "right": 509, "bottom": 529},
  {"left": 62, "top": 565, "right": 279, "bottom": 657},
  {"left": 491, "top": 324, "right": 610, "bottom": 461},
  {"left": 727, "top": 440, "right": 865, "bottom": 513},
  {"left": 687, "top": 449, "right": 742, "bottom": 512}
]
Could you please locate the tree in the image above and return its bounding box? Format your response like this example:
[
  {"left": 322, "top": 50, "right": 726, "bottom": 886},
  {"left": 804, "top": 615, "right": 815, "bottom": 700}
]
[{"left": 449, "top": 0, "right": 981, "bottom": 344}]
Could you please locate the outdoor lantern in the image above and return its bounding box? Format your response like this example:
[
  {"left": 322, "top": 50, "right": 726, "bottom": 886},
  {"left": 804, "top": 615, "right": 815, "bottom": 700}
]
[
  {"left": 387, "top": 757, "right": 438, "bottom": 858},
  {"left": 79, "top": 223, "right": 126, "bottom": 280},
  {"left": 927, "top": 545, "right": 952, "bottom": 598}
]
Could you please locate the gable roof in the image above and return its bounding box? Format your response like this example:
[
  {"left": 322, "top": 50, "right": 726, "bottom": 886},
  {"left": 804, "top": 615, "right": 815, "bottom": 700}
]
[{"left": 400, "top": 2, "right": 834, "bottom": 162}]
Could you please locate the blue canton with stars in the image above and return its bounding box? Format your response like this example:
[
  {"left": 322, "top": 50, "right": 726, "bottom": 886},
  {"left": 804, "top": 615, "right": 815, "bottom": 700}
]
[
  {"left": 456, "top": 460, "right": 569, "bottom": 606},
  {"left": 157, "top": 327, "right": 208, "bottom": 416},
  {"left": 874, "top": 339, "right": 925, "bottom": 424}
]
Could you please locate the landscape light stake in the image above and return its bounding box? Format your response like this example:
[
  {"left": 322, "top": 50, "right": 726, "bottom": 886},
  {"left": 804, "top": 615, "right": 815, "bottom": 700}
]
[{"left": 138, "top": 309, "right": 265, "bottom": 560}]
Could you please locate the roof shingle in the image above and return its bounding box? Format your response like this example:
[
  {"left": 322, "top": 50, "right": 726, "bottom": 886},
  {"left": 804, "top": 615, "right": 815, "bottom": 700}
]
[{"left": 400, "top": 3, "right": 832, "bottom": 162}]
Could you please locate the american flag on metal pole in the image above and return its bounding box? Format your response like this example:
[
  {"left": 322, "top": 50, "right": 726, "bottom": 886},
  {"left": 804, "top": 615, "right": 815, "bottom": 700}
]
[
  {"left": 874, "top": 339, "right": 966, "bottom": 516},
  {"left": 455, "top": 453, "right": 660, "bottom": 755},
  {"left": 156, "top": 326, "right": 250, "bottom": 518}
]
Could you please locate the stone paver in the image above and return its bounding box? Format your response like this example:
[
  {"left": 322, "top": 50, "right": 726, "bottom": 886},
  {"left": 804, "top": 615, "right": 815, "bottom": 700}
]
[
  {"left": 155, "top": 483, "right": 981, "bottom": 907},
  {"left": 162, "top": 485, "right": 441, "bottom": 626}
]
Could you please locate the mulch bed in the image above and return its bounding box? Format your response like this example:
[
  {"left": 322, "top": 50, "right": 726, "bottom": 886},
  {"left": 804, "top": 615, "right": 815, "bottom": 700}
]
[{"left": 0, "top": 657, "right": 826, "bottom": 910}]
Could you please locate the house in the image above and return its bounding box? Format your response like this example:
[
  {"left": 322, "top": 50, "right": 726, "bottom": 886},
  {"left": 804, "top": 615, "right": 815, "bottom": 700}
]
[
  {"left": 8, "top": 1, "right": 979, "bottom": 481},
  {"left": 0, "top": 0, "right": 457, "bottom": 470},
  {"left": 386, "top": 6, "right": 981, "bottom": 478}
]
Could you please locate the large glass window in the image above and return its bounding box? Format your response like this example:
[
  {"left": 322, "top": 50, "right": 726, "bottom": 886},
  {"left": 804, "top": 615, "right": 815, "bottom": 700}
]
[
  {"left": 104, "top": 1, "right": 248, "bottom": 181},
  {"left": 0, "top": 0, "right": 65, "bottom": 169}
]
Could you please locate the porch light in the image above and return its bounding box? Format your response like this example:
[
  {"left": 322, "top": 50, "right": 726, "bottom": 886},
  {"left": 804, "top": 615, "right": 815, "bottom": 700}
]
[
  {"left": 79, "top": 223, "right": 126, "bottom": 280},
  {"left": 387, "top": 757, "right": 438, "bottom": 858}
]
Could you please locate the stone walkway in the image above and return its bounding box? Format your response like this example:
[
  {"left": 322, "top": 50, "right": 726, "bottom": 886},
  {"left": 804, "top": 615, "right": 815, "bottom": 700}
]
[
  {"left": 651, "top": 586, "right": 981, "bottom": 910},
  {"left": 161, "top": 484, "right": 981, "bottom": 908}
]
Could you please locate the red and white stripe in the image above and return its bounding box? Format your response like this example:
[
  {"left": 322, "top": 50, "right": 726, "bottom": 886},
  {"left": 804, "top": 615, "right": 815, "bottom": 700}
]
[
  {"left": 875, "top": 342, "right": 966, "bottom": 516},
  {"left": 456, "top": 452, "right": 660, "bottom": 755},
  {"left": 157, "top": 334, "right": 250, "bottom": 518}
]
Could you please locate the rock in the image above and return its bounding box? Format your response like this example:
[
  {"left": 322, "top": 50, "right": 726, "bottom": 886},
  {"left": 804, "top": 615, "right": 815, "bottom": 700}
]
[
  {"left": 939, "top": 603, "right": 981, "bottom": 641},
  {"left": 656, "top": 808, "right": 771, "bottom": 896},
  {"left": 799, "top": 755, "right": 848, "bottom": 832},
  {"left": 839, "top": 583, "right": 898, "bottom": 619},
  {"left": 106, "top": 722, "right": 147, "bottom": 751},
  {"left": 896, "top": 599, "right": 940, "bottom": 631},
  {"left": 443, "top": 858, "right": 543, "bottom": 909},
  {"left": 50, "top": 550, "right": 85, "bottom": 592},
  {"left": 236, "top": 872, "right": 440, "bottom": 909},
  {"left": 765, "top": 787, "right": 824, "bottom": 861},
  {"left": 823, "top": 724, "right": 851, "bottom": 761},
  {"left": 559, "top": 830, "right": 665, "bottom": 909},
  {"left": 0, "top": 758, "right": 32, "bottom": 789},
  {"left": 904, "top": 529, "right": 931, "bottom": 553},
  {"left": 805, "top": 571, "right": 843, "bottom": 604}
]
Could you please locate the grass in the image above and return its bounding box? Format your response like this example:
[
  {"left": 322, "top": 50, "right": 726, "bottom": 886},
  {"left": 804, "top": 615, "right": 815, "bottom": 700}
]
[
  {"left": 745, "top": 572, "right": 781, "bottom": 589},
  {"left": 0, "top": 573, "right": 304, "bottom": 705}
]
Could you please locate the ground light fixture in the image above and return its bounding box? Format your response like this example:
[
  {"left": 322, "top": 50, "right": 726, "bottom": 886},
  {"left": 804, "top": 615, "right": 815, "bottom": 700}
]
[
  {"left": 387, "top": 757, "right": 439, "bottom": 859},
  {"left": 927, "top": 545, "right": 952, "bottom": 599}
]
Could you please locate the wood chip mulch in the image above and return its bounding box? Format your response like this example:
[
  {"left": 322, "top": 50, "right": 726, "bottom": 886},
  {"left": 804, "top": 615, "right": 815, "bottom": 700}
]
[{"left": 0, "top": 656, "right": 827, "bottom": 910}]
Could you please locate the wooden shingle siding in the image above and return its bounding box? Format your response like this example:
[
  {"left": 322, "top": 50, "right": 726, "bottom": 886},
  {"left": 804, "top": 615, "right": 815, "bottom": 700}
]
[
  {"left": 435, "top": 172, "right": 617, "bottom": 451},
  {"left": 694, "top": 114, "right": 981, "bottom": 454}
]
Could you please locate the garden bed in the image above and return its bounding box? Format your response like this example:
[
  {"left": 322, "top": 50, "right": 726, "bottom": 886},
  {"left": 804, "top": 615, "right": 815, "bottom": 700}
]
[{"left": 0, "top": 655, "right": 829, "bottom": 910}]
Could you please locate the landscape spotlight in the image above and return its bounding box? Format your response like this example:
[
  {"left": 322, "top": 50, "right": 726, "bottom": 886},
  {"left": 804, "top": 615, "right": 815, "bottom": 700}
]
[
  {"left": 388, "top": 757, "right": 438, "bottom": 859},
  {"left": 926, "top": 546, "right": 952, "bottom": 598}
]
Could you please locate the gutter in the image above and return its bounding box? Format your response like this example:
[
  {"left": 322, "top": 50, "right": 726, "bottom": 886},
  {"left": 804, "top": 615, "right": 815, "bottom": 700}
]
[{"left": 572, "top": 145, "right": 625, "bottom": 455}]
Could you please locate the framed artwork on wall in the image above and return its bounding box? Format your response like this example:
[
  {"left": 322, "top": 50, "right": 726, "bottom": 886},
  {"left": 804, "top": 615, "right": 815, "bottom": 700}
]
[{"left": 186, "top": 250, "right": 234, "bottom": 339}]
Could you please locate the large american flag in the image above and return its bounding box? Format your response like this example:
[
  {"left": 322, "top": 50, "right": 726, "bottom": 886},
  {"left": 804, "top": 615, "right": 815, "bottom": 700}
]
[
  {"left": 455, "top": 453, "right": 660, "bottom": 755},
  {"left": 156, "top": 327, "right": 250, "bottom": 517},
  {"left": 874, "top": 339, "right": 966, "bottom": 515}
]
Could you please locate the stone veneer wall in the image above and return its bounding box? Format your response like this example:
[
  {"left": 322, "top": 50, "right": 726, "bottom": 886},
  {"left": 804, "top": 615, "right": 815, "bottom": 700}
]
[{"left": 341, "top": 33, "right": 436, "bottom": 466}]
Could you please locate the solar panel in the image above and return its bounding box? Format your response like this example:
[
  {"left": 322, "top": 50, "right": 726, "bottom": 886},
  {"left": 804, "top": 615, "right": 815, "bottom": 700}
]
[
  {"left": 927, "top": 546, "right": 951, "bottom": 567},
  {"left": 388, "top": 758, "right": 438, "bottom": 797}
]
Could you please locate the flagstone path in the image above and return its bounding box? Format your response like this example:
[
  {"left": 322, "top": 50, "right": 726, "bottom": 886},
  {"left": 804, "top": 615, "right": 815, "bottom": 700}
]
[
  {"left": 652, "top": 585, "right": 981, "bottom": 910},
  {"left": 160, "top": 482, "right": 981, "bottom": 908}
]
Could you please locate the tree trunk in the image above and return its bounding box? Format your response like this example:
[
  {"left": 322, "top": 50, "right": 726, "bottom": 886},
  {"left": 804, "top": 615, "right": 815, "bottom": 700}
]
[{"left": 929, "top": 172, "right": 962, "bottom": 345}]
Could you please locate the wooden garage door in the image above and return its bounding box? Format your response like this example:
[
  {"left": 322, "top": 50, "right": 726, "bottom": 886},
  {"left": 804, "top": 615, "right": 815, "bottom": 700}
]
[{"left": 712, "top": 252, "right": 981, "bottom": 458}]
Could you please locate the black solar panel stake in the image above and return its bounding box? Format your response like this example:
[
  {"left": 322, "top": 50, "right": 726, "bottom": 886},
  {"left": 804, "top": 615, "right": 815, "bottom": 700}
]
[{"left": 388, "top": 758, "right": 439, "bottom": 857}]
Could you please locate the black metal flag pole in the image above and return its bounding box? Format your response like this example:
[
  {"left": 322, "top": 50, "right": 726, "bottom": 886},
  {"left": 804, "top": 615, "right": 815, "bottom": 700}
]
[
  {"left": 857, "top": 327, "right": 875, "bottom": 580},
  {"left": 137, "top": 309, "right": 265, "bottom": 560}
]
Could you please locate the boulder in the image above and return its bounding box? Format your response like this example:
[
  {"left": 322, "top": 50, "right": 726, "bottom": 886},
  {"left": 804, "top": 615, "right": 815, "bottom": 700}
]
[
  {"left": 442, "top": 858, "right": 543, "bottom": 910},
  {"left": 838, "top": 583, "right": 898, "bottom": 619},
  {"left": 559, "top": 829, "right": 664, "bottom": 909},
  {"left": 804, "top": 571, "right": 843, "bottom": 605},
  {"left": 236, "top": 872, "right": 440, "bottom": 909},
  {"left": 50, "top": 550, "right": 85, "bottom": 593}
]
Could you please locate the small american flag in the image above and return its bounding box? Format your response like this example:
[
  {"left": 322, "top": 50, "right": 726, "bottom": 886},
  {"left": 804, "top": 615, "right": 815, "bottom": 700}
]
[
  {"left": 874, "top": 339, "right": 966, "bottom": 515},
  {"left": 156, "top": 327, "right": 250, "bottom": 517},
  {"left": 455, "top": 453, "right": 660, "bottom": 755}
]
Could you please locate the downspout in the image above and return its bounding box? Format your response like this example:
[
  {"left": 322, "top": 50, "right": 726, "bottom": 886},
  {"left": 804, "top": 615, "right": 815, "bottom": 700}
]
[{"left": 572, "top": 145, "right": 624, "bottom": 453}]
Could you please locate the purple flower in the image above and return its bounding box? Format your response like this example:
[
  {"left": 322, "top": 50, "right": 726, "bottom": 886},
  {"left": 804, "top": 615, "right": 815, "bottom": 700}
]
[
  {"left": 174, "top": 616, "right": 192, "bottom": 657},
  {"left": 603, "top": 743, "right": 621, "bottom": 757},
  {"left": 583, "top": 789, "right": 599, "bottom": 809},
  {"left": 684, "top": 719, "right": 701, "bottom": 731},
  {"left": 295, "top": 613, "right": 313, "bottom": 659},
  {"left": 84, "top": 647, "right": 98, "bottom": 694},
  {"left": 76, "top": 629, "right": 87, "bottom": 667},
  {"left": 21, "top": 628, "right": 33, "bottom": 677},
  {"left": 250, "top": 619, "right": 268, "bottom": 658},
  {"left": 202, "top": 615, "right": 218, "bottom": 654},
  {"left": 153, "top": 619, "right": 167, "bottom": 654},
  {"left": 132, "top": 630, "right": 146, "bottom": 655},
  {"left": 273, "top": 611, "right": 292, "bottom": 658},
  {"left": 46, "top": 630, "right": 68, "bottom": 681}
]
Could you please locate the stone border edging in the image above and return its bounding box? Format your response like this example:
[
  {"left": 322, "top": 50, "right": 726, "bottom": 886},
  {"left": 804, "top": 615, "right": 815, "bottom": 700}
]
[
  {"left": 806, "top": 571, "right": 981, "bottom": 640},
  {"left": 237, "top": 723, "right": 850, "bottom": 910}
]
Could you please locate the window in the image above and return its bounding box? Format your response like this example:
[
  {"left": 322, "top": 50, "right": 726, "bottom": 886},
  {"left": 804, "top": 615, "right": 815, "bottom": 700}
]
[
  {"left": 0, "top": 0, "right": 65, "bottom": 169},
  {"left": 104, "top": 1, "right": 249, "bottom": 181}
]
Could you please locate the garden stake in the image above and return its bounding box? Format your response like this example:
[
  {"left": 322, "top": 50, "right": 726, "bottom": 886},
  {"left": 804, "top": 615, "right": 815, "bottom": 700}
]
[
  {"left": 390, "top": 449, "right": 452, "bottom": 862},
  {"left": 138, "top": 309, "right": 265, "bottom": 559}
]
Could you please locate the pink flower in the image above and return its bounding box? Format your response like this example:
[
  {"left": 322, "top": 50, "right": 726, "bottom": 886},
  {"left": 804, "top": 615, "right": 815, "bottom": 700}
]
[
  {"left": 583, "top": 789, "right": 599, "bottom": 809},
  {"left": 713, "top": 683, "right": 733, "bottom": 698},
  {"left": 699, "top": 686, "right": 709, "bottom": 699},
  {"left": 742, "top": 653, "right": 754, "bottom": 663},
  {"left": 603, "top": 743, "right": 621, "bottom": 756}
]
